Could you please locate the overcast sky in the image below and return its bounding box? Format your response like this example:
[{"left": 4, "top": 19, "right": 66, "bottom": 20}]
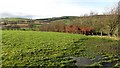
[{"left": 0, "top": 0, "right": 119, "bottom": 19}]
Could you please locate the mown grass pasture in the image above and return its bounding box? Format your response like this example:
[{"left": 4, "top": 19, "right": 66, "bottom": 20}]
[{"left": 1, "top": 30, "right": 120, "bottom": 67}]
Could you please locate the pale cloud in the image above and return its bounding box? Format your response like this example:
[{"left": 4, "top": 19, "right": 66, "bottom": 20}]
[
  {"left": 0, "top": 12, "right": 38, "bottom": 18},
  {"left": 0, "top": 0, "right": 118, "bottom": 19}
]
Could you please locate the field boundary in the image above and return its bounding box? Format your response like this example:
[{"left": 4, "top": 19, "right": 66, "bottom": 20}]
[{"left": 88, "top": 35, "right": 120, "bottom": 40}]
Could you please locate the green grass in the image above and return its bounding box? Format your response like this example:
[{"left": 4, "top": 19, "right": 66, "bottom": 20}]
[{"left": 2, "top": 30, "right": 119, "bottom": 67}]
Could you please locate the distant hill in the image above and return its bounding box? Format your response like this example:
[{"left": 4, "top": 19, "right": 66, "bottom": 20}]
[
  {"left": 0, "top": 18, "right": 31, "bottom": 21},
  {"left": 0, "top": 15, "right": 109, "bottom": 24},
  {"left": 35, "top": 16, "right": 79, "bottom": 22},
  {"left": 0, "top": 15, "right": 108, "bottom": 22},
  {"left": 34, "top": 15, "right": 109, "bottom": 22}
]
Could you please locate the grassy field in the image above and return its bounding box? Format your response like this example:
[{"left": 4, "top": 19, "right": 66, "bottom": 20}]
[{"left": 1, "top": 30, "right": 120, "bottom": 67}]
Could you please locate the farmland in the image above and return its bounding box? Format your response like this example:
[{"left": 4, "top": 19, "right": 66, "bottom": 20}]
[{"left": 1, "top": 30, "right": 120, "bottom": 67}]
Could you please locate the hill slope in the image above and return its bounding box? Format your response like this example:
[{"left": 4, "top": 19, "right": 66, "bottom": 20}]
[{"left": 2, "top": 30, "right": 119, "bottom": 67}]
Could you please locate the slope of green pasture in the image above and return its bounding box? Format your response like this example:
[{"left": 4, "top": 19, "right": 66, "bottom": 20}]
[
  {"left": 2, "top": 30, "right": 119, "bottom": 67},
  {"left": 0, "top": 18, "right": 29, "bottom": 21}
]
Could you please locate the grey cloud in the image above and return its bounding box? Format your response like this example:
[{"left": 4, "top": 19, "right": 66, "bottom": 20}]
[{"left": 0, "top": 12, "right": 38, "bottom": 19}]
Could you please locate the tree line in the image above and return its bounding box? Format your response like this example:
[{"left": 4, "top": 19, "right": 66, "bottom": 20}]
[
  {"left": 1, "top": 3, "right": 119, "bottom": 37},
  {"left": 39, "top": 5, "right": 119, "bottom": 37}
]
